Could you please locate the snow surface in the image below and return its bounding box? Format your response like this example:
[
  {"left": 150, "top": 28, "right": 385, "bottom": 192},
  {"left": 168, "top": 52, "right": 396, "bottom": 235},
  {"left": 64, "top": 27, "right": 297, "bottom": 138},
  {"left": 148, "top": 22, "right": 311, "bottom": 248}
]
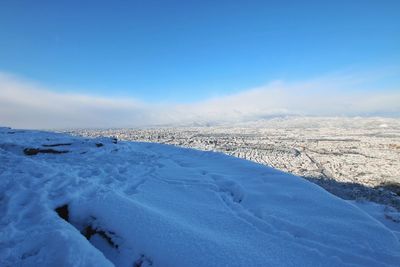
[
  {"left": 1, "top": 127, "right": 400, "bottom": 267},
  {"left": 349, "top": 200, "right": 400, "bottom": 241}
]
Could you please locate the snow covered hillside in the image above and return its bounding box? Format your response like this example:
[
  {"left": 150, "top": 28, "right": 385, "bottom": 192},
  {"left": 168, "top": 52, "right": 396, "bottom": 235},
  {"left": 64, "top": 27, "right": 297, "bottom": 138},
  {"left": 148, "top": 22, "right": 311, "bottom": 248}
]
[{"left": 1, "top": 127, "right": 400, "bottom": 266}]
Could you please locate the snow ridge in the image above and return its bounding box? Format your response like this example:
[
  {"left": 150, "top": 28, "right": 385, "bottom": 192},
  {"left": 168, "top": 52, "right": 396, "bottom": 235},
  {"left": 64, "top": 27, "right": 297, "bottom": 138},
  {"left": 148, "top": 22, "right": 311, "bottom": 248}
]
[{"left": 1, "top": 127, "right": 400, "bottom": 266}]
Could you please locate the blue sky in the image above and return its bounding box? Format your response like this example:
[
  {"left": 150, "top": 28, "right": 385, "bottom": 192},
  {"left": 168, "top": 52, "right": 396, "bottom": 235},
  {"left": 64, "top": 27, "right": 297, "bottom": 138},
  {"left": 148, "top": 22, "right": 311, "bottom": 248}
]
[
  {"left": 0, "top": 0, "right": 399, "bottom": 102},
  {"left": 0, "top": 1, "right": 400, "bottom": 128}
]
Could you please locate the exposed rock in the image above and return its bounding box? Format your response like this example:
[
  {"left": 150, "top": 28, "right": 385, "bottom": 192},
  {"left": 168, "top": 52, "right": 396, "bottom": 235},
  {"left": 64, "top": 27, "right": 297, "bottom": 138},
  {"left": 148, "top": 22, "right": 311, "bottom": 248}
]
[
  {"left": 42, "top": 143, "right": 72, "bottom": 147},
  {"left": 23, "top": 148, "right": 69, "bottom": 156},
  {"left": 55, "top": 204, "right": 69, "bottom": 221}
]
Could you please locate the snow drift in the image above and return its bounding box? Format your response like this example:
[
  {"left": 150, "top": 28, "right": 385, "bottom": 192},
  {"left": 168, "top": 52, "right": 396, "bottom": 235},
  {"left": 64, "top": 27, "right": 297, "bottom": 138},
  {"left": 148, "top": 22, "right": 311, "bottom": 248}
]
[{"left": 0, "top": 127, "right": 399, "bottom": 266}]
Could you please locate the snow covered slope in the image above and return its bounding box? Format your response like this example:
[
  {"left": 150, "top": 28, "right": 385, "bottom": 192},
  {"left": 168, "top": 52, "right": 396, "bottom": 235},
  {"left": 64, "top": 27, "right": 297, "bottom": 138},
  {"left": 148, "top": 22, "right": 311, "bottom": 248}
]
[{"left": 1, "top": 127, "right": 399, "bottom": 267}]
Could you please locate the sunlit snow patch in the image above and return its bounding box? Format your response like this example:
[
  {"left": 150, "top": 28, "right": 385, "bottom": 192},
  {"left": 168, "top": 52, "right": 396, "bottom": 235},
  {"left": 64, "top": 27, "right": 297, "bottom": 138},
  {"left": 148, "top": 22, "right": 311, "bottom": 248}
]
[{"left": 0, "top": 127, "right": 400, "bottom": 266}]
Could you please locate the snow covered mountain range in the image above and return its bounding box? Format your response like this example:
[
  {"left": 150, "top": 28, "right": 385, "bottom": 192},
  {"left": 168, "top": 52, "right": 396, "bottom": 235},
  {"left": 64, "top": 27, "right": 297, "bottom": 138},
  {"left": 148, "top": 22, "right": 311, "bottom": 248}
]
[{"left": 1, "top": 127, "right": 400, "bottom": 266}]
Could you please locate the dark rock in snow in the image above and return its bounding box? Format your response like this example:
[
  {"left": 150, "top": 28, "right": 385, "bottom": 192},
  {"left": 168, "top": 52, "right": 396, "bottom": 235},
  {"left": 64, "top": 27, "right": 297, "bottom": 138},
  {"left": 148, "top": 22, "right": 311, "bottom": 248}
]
[
  {"left": 55, "top": 204, "right": 69, "bottom": 221},
  {"left": 83, "top": 225, "right": 118, "bottom": 249},
  {"left": 23, "top": 148, "right": 69, "bottom": 155},
  {"left": 42, "top": 143, "right": 72, "bottom": 147}
]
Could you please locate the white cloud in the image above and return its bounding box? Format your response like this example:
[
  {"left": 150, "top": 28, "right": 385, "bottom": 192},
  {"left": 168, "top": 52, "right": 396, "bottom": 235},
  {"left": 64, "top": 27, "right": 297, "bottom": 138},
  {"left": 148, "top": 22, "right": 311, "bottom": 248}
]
[
  {"left": 0, "top": 73, "right": 155, "bottom": 129},
  {"left": 0, "top": 71, "right": 399, "bottom": 129}
]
